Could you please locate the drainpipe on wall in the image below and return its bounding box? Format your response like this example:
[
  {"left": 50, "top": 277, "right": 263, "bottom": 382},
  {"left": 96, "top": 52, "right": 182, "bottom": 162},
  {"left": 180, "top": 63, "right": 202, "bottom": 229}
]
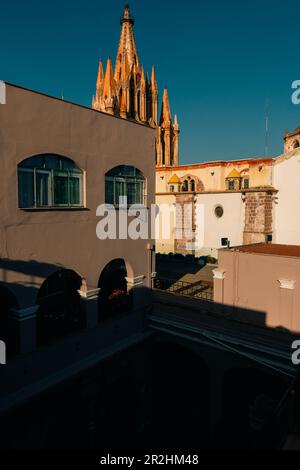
[{"left": 147, "top": 243, "right": 155, "bottom": 288}]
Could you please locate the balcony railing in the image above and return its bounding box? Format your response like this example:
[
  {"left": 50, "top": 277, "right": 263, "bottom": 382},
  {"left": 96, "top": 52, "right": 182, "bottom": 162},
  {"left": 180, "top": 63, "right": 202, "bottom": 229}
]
[{"left": 154, "top": 277, "right": 214, "bottom": 302}]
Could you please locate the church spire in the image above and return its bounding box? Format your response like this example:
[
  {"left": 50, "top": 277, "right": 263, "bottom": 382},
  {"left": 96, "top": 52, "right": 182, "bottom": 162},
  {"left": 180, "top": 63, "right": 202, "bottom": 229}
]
[
  {"left": 174, "top": 114, "right": 179, "bottom": 131},
  {"left": 160, "top": 88, "right": 172, "bottom": 128},
  {"left": 92, "top": 4, "right": 180, "bottom": 166},
  {"left": 151, "top": 66, "right": 158, "bottom": 92},
  {"left": 115, "top": 3, "right": 139, "bottom": 82},
  {"left": 103, "top": 57, "right": 117, "bottom": 114},
  {"left": 121, "top": 3, "right": 134, "bottom": 25},
  {"left": 96, "top": 60, "right": 104, "bottom": 96}
]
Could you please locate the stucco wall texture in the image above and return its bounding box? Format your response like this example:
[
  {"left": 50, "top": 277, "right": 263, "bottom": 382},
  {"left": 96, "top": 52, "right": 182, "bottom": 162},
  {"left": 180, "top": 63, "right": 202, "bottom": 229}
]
[
  {"left": 215, "top": 246, "right": 300, "bottom": 332},
  {"left": 0, "top": 84, "right": 156, "bottom": 307}
]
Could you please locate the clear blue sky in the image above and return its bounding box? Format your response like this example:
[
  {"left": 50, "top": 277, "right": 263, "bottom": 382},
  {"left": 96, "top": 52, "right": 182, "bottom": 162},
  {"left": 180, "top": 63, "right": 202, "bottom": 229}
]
[{"left": 1, "top": 0, "right": 300, "bottom": 164}]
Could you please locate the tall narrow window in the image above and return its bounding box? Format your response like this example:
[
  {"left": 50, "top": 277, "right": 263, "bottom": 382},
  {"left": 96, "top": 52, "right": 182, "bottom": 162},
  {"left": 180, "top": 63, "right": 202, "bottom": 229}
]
[
  {"left": 182, "top": 180, "right": 188, "bottom": 192},
  {"left": 105, "top": 165, "right": 145, "bottom": 206},
  {"left": 18, "top": 155, "right": 83, "bottom": 209},
  {"left": 243, "top": 178, "right": 249, "bottom": 189},
  {"left": 227, "top": 180, "right": 235, "bottom": 190}
]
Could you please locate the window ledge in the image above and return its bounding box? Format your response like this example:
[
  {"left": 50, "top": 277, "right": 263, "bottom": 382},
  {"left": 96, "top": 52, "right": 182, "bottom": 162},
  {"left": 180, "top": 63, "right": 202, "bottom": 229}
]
[
  {"left": 106, "top": 205, "right": 150, "bottom": 211},
  {"left": 19, "top": 207, "right": 90, "bottom": 212}
]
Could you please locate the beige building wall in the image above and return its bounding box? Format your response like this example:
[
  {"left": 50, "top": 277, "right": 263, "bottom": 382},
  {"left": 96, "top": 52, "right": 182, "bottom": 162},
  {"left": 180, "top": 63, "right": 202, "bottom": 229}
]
[
  {"left": 155, "top": 194, "right": 176, "bottom": 254},
  {"left": 215, "top": 246, "right": 300, "bottom": 332},
  {"left": 0, "top": 83, "right": 156, "bottom": 308},
  {"left": 156, "top": 158, "right": 272, "bottom": 193},
  {"left": 155, "top": 157, "right": 273, "bottom": 257}
]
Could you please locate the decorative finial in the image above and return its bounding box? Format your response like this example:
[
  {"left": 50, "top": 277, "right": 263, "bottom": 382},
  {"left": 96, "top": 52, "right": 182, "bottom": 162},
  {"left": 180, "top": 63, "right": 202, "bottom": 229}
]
[{"left": 121, "top": 3, "right": 134, "bottom": 25}]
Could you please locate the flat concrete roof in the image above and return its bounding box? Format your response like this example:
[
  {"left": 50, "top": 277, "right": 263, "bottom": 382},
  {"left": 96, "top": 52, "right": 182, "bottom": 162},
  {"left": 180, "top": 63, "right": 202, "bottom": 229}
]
[{"left": 232, "top": 243, "right": 300, "bottom": 258}]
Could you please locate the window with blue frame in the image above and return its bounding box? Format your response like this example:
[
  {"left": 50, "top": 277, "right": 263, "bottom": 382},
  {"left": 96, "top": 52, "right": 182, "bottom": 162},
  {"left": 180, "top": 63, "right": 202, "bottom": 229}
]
[
  {"left": 18, "top": 154, "right": 84, "bottom": 209},
  {"left": 105, "top": 165, "right": 145, "bottom": 206}
]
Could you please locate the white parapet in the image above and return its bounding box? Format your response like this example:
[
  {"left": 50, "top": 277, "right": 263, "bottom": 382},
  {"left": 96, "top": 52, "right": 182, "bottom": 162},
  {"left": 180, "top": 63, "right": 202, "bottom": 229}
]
[
  {"left": 278, "top": 279, "right": 296, "bottom": 290},
  {"left": 0, "top": 81, "right": 6, "bottom": 104}
]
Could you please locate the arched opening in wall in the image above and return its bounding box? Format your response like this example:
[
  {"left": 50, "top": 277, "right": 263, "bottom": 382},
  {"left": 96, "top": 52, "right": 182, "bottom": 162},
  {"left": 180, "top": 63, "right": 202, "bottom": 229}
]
[
  {"left": 219, "top": 368, "right": 289, "bottom": 449},
  {"left": 37, "top": 269, "right": 84, "bottom": 345},
  {"left": 190, "top": 179, "right": 195, "bottom": 192},
  {"left": 97, "top": 259, "right": 133, "bottom": 321},
  {"left": 0, "top": 285, "right": 18, "bottom": 356},
  {"left": 148, "top": 341, "right": 210, "bottom": 449},
  {"left": 293, "top": 140, "right": 300, "bottom": 149},
  {"left": 182, "top": 180, "right": 188, "bottom": 192}
]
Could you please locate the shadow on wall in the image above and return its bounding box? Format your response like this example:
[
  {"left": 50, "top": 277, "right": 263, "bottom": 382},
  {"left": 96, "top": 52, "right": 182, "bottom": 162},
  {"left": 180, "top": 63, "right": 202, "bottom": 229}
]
[
  {"left": 0, "top": 259, "right": 86, "bottom": 351},
  {"left": 0, "top": 258, "right": 69, "bottom": 308},
  {"left": 0, "top": 257, "right": 139, "bottom": 352}
]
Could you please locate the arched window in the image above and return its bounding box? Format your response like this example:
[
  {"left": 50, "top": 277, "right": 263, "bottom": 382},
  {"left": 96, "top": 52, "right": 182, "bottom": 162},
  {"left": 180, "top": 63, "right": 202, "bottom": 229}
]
[
  {"left": 190, "top": 180, "right": 195, "bottom": 192},
  {"left": 18, "top": 154, "right": 83, "bottom": 209},
  {"left": 293, "top": 140, "right": 300, "bottom": 149},
  {"left": 105, "top": 165, "right": 145, "bottom": 206},
  {"left": 182, "top": 180, "right": 189, "bottom": 192}
]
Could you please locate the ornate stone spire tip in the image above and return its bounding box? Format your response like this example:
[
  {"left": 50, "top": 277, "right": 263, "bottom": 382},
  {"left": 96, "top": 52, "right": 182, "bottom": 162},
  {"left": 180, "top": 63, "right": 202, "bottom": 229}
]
[{"left": 121, "top": 3, "right": 134, "bottom": 25}]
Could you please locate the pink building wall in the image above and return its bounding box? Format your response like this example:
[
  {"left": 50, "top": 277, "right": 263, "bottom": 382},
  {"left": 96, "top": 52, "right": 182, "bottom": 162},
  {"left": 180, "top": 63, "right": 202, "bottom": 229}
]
[{"left": 214, "top": 245, "right": 300, "bottom": 332}]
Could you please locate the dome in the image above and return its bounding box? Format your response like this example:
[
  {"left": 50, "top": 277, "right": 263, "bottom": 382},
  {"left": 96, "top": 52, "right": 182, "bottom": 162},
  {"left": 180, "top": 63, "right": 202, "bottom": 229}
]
[
  {"left": 226, "top": 169, "right": 241, "bottom": 179},
  {"left": 168, "top": 174, "right": 181, "bottom": 184}
]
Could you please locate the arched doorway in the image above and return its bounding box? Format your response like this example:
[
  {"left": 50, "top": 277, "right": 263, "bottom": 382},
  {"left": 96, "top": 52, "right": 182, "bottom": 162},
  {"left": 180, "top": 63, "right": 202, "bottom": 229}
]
[
  {"left": 97, "top": 259, "right": 133, "bottom": 321},
  {"left": 37, "top": 269, "right": 83, "bottom": 345},
  {"left": 0, "top": 284, "right": 18, "bottom": 355}
]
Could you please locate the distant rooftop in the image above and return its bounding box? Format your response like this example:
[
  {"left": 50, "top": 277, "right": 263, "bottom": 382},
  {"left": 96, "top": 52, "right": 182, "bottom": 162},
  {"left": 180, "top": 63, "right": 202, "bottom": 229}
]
[{"left": 232, "top": 243, "right": 300, "bottom": 258}]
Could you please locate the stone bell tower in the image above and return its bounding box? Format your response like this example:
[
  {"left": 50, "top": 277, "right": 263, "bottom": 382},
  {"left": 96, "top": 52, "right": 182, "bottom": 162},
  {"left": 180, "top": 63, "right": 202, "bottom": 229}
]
[{"left": 92, "top": 4, "right": 180, "bottom": 167}]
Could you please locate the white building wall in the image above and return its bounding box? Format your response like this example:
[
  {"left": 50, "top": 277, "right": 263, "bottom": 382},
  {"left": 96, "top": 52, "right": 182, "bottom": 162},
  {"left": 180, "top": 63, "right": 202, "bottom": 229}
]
[
  {"left": 196, "top": 193, "right": 245, "bottom": 258},
  {"left": 273, "top": 149, "right": 300, "bottom": 245},
  {"left": 155, "top": 194, "right": 176, "bottom": 254}
]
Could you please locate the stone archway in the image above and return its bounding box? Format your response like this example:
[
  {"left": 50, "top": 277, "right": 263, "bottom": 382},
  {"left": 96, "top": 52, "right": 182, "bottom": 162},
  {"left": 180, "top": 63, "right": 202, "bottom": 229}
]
[
  {"left": 97, "top": 259, "right": 133, "bottom": 321},
  {"left": 36, "top": 269, "right": 84, "bottom": 345}
]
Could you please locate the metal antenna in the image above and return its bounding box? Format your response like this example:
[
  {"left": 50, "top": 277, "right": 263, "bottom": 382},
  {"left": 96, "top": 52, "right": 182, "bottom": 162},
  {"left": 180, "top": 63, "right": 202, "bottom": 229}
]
[{"left": 265, "top": 98, "right": 269, "bottom": 158}]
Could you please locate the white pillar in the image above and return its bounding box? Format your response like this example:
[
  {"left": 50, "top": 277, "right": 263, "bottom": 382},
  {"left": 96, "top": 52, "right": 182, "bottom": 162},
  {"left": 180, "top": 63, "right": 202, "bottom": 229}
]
[
  {"left": 79, "top": 289, "right": 100, "bottom": 329},
  {"left": 125, "top": 275, "right": 149, "bottom": 309},
  {"left": 213, "top": 269, "right": 226, "bottom": 303}
]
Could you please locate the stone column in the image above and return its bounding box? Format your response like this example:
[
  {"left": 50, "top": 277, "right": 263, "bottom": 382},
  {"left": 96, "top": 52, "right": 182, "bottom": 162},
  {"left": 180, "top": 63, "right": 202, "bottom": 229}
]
[
  {"left": 79, "top": 289, "right": 100, "bottom": 329},
  {"left": 10, "top": 305, "right": 38, "bottom": 354},
  {"left": 243, "top": 190, "right": 275, "bottom": 245}
]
